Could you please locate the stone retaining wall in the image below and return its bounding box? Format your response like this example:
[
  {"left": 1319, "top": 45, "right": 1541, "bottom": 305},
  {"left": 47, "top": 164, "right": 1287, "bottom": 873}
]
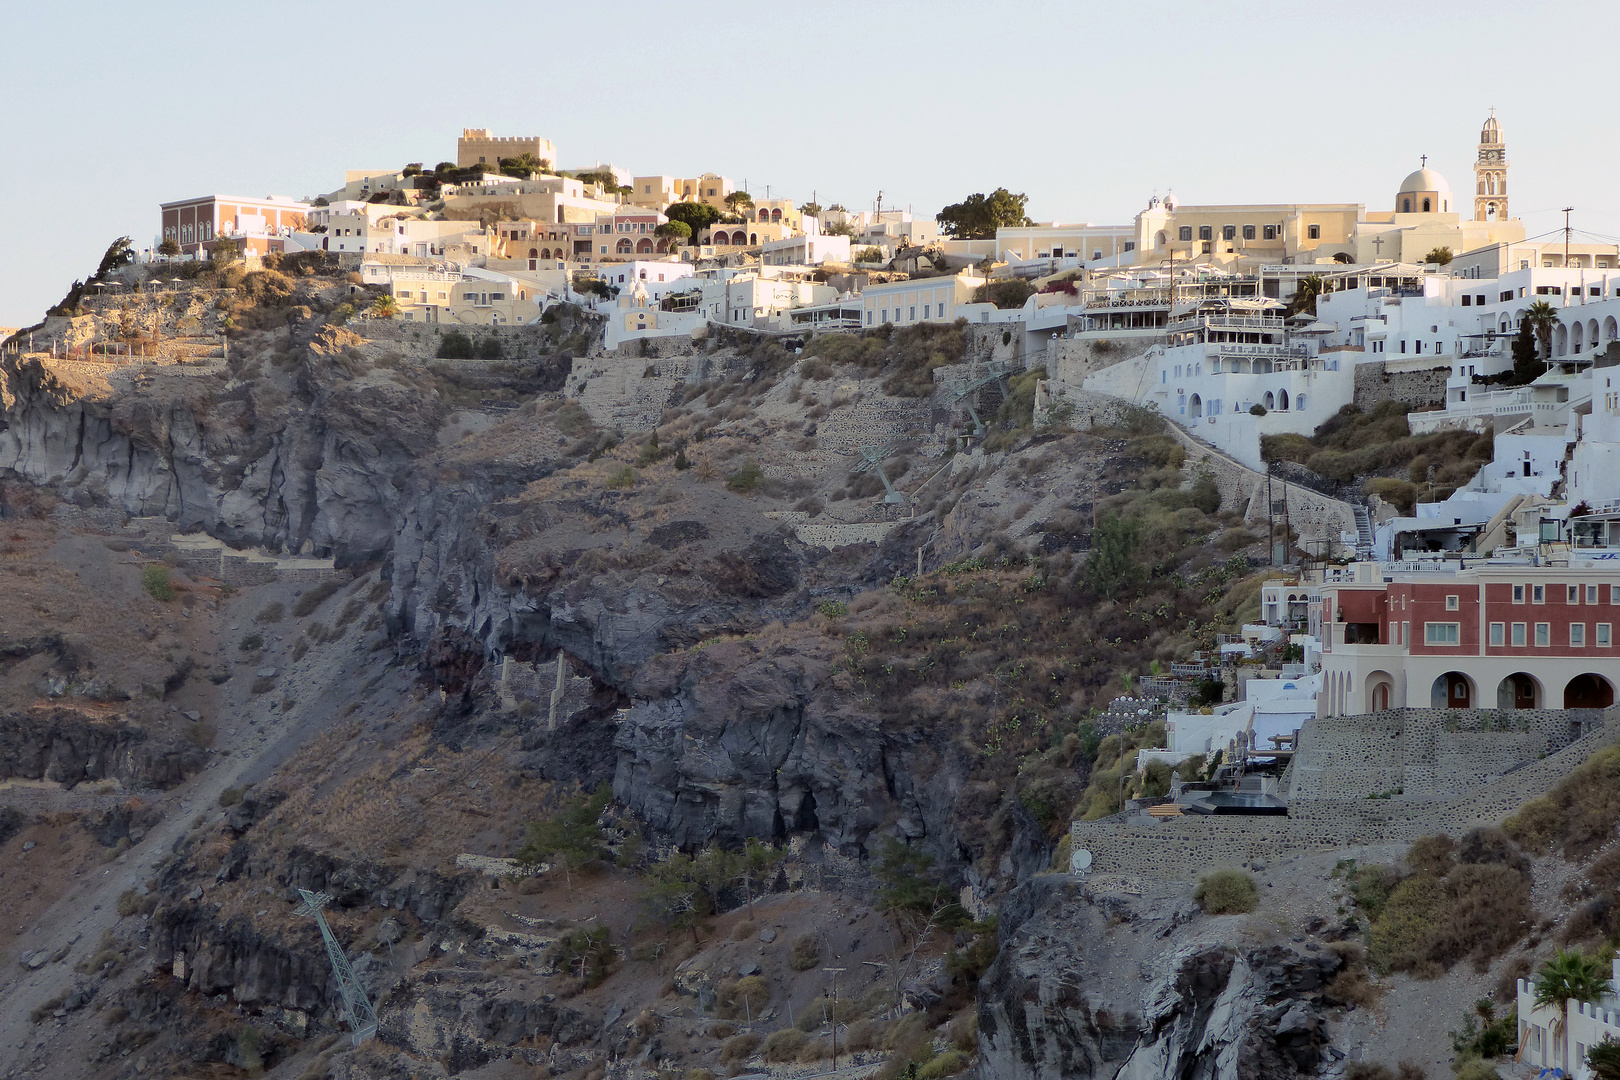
[
  {"left": 1165, "top": 426, "right": 1358, "bottom": 553},
  {"left": 1353, "top": 360, "right": 1451, "bottom": 411},
  {"left": 1070, "top": 708, "right": 1618, "bottom": 880}
]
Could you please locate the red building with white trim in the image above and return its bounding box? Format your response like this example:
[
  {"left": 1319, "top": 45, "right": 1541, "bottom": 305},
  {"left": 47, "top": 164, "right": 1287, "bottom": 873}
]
[
  {"left": 159, "top": 195, "right": 309, "bottom": 257},
  {"left": 1318, "top": 561, "right": 1620, "bottom": 714}
]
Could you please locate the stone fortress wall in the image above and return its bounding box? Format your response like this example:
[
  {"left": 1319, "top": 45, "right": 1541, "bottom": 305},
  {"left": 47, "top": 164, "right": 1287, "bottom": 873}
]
[{"left": 1071, "top": 705, "right": 1619, "bottom": 880}]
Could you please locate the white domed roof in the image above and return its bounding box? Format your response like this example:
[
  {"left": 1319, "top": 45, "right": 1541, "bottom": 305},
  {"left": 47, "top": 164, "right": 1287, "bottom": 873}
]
[{"left": 1399, "top": 167, "right": 1451, "bottom": 196}]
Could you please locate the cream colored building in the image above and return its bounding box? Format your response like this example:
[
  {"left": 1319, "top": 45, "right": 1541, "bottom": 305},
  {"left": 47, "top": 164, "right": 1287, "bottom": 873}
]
[
  {"left": 440, "top": 175, "right": 621, "bottom": 227},
  {"left": 361, "top": 262, "right": 544, "bottom": 326},
  {"left": 1351, "top": 162, "right": 1523, "bottom": 265},
  {"left": 859, "top": 272, "right": 983, "bottom": 328},
  {"left": 457, "top": 128, "right": 556, "bottom": 170}
]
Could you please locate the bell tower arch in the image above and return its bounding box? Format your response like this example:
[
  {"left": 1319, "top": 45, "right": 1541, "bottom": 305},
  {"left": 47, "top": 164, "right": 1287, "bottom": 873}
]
[{"left": 1475, "top": 110, "right": 1508, "bottom": 221}]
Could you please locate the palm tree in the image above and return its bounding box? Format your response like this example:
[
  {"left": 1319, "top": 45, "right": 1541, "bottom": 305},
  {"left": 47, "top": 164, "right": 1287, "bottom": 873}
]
[
  {"left": 369, "top": 294, "right": 400, "bottom": 319},
  {"left": 1534, "top": 949, "right": 1611, "bottom": 1009},
  {"left": 1524, "top": 300, "right": 1559, "bottom": 360},
  {"left": 1288, "top": 274, "right": 1326, "bottom": 316}
]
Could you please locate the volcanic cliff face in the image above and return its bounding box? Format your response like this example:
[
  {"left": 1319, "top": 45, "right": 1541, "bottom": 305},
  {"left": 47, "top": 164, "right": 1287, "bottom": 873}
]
[{"left": 979, "top": 876, "right": 1349, "bottom": 1080}]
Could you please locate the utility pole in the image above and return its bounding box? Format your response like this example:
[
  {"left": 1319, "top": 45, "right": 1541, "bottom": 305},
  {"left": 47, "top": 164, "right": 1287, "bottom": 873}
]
[
  {"left": 1565, "top": 207, "right": 1575, "bottom": 274},
  {"left": 823, "top": 966, "right": 847, "bottom": 1072}
]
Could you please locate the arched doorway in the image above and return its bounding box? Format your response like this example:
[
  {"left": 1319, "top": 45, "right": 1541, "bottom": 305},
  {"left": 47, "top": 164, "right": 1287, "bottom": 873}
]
[
  {"left": 616, "top": 238, "right": 633, "bottom": 254},
  {"left": 1189, "top": 393, "right": 1203, "bottom": 419},
  {"left": 1431, "top": 672, "right": 1473, "bottom": 709},
  {"left": 1497, "top": 672, "right": 1540, "bottom": 710},
  {"left": 758, "top": 209, "right": 769, "bottom": 222},
  {"left": 637, "top": 239, "right": 653, "bottom": 254},
  {"left": 1564, "top": 674, "right": 1615, "bottom": 709},
  {"left": 1277, "top": 389, "right": 1289, "bottom": 410},
  {"left": 771, "top": 209, "right": 781, "bottom": 223},
  {"left": 1263, "top": 391, "right": 1275, "bottom": 409},
  {"left": 1366, "top": 671, "right": 1394, "bottom": 712}
]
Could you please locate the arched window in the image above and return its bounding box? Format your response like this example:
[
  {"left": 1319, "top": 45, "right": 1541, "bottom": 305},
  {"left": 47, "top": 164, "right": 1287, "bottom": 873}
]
[
  {"left": 1402, "top": 198, "right": 1412, "bottom": 213},
  {"left": 1263, "top": 392, "right": 1275, "bottom": 409},
  {"left": 771, "top": 209, "right": 781, "bottom": 223},
  {"left": 758, "top": 208, "right": 769, "bottom": 222},
  {"left": 1277, "top": 388, "right": 1289, "bottom": 410},
  {"left": 1422, "top": 198, "right": 1431, "bottom": 212},
  {"left": 528, "top": 248, "right": 538, "bottom": 259},
  {"left": 749, "top": 233, "right": 758, "bottom": 245},
  {"left": 616, "top": 238, "right": 633, "bottom": 254},
  {"left": 637, "top": 239, "right": 653, "bottom": 254}
]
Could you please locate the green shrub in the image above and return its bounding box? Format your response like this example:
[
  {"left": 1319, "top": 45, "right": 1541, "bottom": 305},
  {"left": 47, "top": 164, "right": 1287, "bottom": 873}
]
[
  {"left": 726, "top": 461, "right": 764, "bottom": 493},
  {"left": 218, "top": 787, "right": 243, "bottom": 807},
  {"left": 919, "top": 1050, "right": 969, "bottom": 1079},
  {"left": 142, "top": 565, "right": 175, "bottom": 601},
  {"left": 1193, "top": 869, "right": 1258, "bottom": 915},
  {"left": 605, "top": 465, "right": 636, "bottom": 489},
  {"left": 816, "top": 600, "right": 848, "bottom": 618},
  {"left": 436, "top": 330, "right": 474, "bottom": 359}
]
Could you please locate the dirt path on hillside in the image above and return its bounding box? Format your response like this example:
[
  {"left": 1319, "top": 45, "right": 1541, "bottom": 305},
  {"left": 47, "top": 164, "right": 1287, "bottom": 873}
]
[{"left": 0, "top": 567, "right": 398, "bottom": 1078}]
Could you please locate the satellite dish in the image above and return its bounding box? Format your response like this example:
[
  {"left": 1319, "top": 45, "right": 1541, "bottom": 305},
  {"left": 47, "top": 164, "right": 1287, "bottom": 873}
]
[{"left": 1070, "top": 848, "right": 1093, "bottom": 874}]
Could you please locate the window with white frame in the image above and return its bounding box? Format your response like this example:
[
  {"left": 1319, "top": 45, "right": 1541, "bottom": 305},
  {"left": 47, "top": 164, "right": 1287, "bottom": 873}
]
[
  {"left": 1588, "top": 585, "right": 1600, "bottom": 605},
  {"left": 1533, "top": 585, "right": 1546, "bottom": 604},
  {"left": 1446, "top": 595, "right": 1460, "bottom": 611},
  {"left": 1569, "top": 585, "right": 1581, "bottom": 604},
  {"left": 1489, "top": 622, "right": 1504, "bottom": 646},
  {"left": 1535, "top": 622, "right": 1550, "bottom": 647},
  {"left": 1599, "top": 623, "right": 1612, "bottom": 647},
  {"left": 1513, "top": 584, "right": 1525, "bottom": 603},
  {"left": 1571, "top": 623, "right": 1586, "bottom": 647},
  {"left": 1512, "top": 622, "right": 1526, "bottom": 646},
  {"left": 1425, "top": 622, "right": 1460, "bottom": 645}
]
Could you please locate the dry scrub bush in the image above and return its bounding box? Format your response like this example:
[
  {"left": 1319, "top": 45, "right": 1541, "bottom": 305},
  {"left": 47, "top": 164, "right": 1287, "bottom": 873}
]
[
  {"left": 718, "top": 1034, "right": 759, "bottom": 1064},
  {"left": 788, "top": 933, "right": 819, "bottom": 970},
  {"left": 1506, "top": 745, "right": 1620, "bottom": 859},
  {"left": 293, "top": 580, "right": 342, "bottom": 617},
  {"left": 1363, "top": 828, "right": 1532, "bottom": 976},
  {"left": 1194, "top": 869, "right": 1258, "bottom": 915},
  {"left": 761, "top": 1029, "right": 806, "bottom": 1062}
]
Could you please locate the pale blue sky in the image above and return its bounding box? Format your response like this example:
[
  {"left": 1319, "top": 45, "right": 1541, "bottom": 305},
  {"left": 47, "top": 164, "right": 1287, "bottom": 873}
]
[{"left": 5, "top": 0, "right": 1620, "bottom": 327}]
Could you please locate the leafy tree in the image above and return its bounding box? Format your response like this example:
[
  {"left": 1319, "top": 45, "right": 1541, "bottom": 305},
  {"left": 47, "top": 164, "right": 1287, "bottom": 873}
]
[
  {"left": 499, "top": 152, "right": 550, "bottom": 177},
  {"left": 572, "top": 168, "right": 619, "bottom": 189},
  {"left": 971, "top": 278, "right": 1035, "bottom": 309},
  {"left": 873, "top": 836, "right": 967, "bottom": 939},
  {"left": 1534, "top": 949, "right": 1611, "bottom": 1009},
  {"left": 478, "top": 334, "right": 503, "bottom": 359},
  {"left": 798, "top": 201, "right": 821, "bottom": 217},
  {"left": 369, "top": 294, "right": 399, "bottom": 319},
  {"left": 1524, "top": 300, "right": 1558, "bottom": 359},
  {"left": 654, "top": 220, "right": 691, "bottom": 242},
  {"left": 1287, "top": 274, "right": 1325, "bottom": 316},
  {"left": 822, "top": 220, "right": 854, "bottom": 237},
  {"left": 211, "top": 237, "right": 241, "bottom": 267},
  {"left": 93, "top": 237, "right": 134, "bottom": 280},
  {"left": 1588, "top": 1038, "right": 1620, "bottom": 1080},
  {"left": 639, "top": 851, "right": 706, "bottom": 943},
  {"left": 855, "top": 246, "right": 885, "bottom": 264},
  {"left": 1508, "top": 320, "right": 1541, "bottom": 385},
  {"left": 1424, "top": 246, "right": 1453, "bottom": 266},
  {"left": 937, "top": 188, "right": 1033, "bottom": 240},
  {"left": 514, "top": 784, "right": 612, "bottom": 892},
  {"left": 157, "top": 237, "right": 180, "bottom": 257},
  {"left": 1085, "top": 514, "right": 1144, "bottom": 599},
  {"left": 724, "top": 191, "right": 754, "bottom": 212},
  {"left": 664, "top": 201, "right": 721, "bottom": 238},
  {"left": 436, "top": 330, "right": 475, "bottom": 359}
]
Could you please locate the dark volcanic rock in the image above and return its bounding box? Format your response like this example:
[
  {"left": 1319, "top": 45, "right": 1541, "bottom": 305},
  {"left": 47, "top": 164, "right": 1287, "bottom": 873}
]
[{"left": 979, "top": 876, "right": 1344, "bottom": 1080}]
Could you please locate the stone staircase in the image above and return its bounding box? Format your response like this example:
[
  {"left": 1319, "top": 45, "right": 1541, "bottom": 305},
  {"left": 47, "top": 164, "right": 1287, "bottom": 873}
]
[{"left": 1353, "top": 505, "right": 1375, "bottom": 558}]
